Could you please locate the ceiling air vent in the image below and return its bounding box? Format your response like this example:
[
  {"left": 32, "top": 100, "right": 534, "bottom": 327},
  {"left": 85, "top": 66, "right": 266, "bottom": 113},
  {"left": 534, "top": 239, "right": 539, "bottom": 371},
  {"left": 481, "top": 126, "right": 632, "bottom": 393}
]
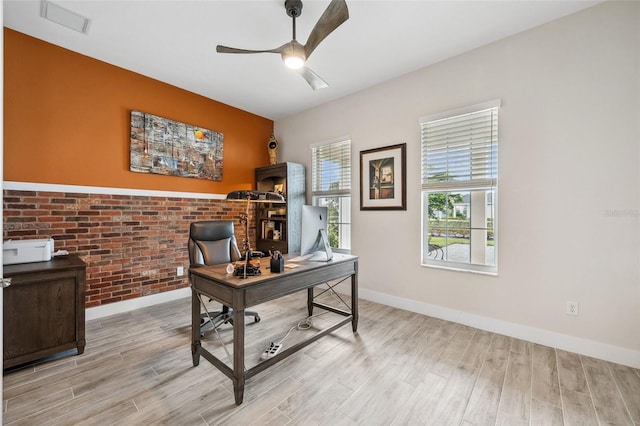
[{"left": 40, "top": 0, "right": 91, "bottom": 34}]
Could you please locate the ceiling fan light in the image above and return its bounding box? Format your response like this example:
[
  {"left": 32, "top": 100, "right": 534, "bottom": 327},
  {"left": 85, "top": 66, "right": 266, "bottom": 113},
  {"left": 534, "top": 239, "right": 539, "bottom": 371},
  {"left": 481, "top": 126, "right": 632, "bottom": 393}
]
[{"left": 283, "top": 54, "right": 305, "bottom": 70}]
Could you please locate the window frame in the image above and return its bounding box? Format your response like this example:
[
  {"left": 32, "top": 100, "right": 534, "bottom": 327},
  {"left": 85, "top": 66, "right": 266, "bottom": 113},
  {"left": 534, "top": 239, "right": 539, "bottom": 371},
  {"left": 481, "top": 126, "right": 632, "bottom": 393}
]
[
  {"left": 310, "top": 138, "right": 352, "bottom": 252},
  {"left": 420, "top": 100, "right": 500, "bottom": 275}
]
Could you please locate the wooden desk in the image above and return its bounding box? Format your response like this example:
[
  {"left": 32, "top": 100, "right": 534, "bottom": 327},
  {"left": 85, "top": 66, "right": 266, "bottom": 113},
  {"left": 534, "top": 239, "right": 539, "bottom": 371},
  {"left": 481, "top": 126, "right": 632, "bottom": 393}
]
[{"left": 189, "top": 253, "right": 358, "bottom": 405}]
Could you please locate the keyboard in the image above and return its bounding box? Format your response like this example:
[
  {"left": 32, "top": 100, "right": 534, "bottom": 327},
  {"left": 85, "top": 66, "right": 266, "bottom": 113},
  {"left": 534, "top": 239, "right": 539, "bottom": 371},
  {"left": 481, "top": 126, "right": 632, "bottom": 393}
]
[
  {"left": 288, "top": 252, "right": 331, "bottom": 262},
  {"left": 287, "top": 254, "right": 313, "bottom": 262}
]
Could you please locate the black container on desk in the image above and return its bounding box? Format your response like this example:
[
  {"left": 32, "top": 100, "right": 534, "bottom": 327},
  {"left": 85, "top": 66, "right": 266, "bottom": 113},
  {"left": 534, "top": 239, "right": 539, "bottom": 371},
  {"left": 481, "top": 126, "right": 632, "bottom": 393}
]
[{"left": 270, "top": 257, "right": 284, "bottom": 273}]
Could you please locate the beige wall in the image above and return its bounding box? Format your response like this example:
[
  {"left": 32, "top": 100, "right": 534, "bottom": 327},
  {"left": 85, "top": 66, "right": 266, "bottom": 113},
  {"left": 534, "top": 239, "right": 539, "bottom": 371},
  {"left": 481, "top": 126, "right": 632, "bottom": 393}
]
[{"left": 275, "top": 1, "right": 640, "bottom": 367}]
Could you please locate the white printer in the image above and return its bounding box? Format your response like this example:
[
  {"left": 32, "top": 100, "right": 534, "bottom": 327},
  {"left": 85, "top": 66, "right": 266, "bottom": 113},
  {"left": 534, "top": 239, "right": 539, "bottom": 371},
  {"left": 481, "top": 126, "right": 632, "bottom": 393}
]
[{"left": 3, "top": 238, "right": 55, "bottom": 265}]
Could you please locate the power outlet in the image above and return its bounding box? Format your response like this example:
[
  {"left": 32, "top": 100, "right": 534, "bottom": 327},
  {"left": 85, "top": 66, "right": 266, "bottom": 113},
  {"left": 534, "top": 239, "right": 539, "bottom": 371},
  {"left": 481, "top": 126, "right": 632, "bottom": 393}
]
[
  {"left": 566, "top": 301, "right": 579, "bottom": 316},
  {"left": 177, "top": 266, "right": 184, "bottom": 277}
]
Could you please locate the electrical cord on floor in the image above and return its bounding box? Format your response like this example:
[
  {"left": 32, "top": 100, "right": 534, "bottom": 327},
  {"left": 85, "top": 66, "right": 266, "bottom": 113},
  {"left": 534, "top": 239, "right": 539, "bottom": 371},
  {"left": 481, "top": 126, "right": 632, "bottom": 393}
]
[
  {"left": 260, "top": 284, "right": 350, "bottom": 361},
  {"left": 274, "top": 311, "right": 331, "bottom": 346},
  {"left": 272, "top": 284, "right": 348, "bottom": 347}
]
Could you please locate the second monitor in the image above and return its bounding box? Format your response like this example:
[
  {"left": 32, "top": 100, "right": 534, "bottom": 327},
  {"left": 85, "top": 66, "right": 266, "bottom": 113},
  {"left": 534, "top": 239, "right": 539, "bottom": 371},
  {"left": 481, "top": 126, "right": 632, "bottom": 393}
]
[{"left": 300, "top": 205, "right": 333, "bottom": 261}]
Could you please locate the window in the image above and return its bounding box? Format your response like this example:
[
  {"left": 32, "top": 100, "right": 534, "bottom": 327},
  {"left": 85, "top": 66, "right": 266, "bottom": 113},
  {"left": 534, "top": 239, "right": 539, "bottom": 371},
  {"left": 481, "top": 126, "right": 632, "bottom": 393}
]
[
  {"left": 311, "top": 139, "right": 351, "bottom": 251},
  {"left": 420, "top": 100, "right": 499, "bottom": 274}
]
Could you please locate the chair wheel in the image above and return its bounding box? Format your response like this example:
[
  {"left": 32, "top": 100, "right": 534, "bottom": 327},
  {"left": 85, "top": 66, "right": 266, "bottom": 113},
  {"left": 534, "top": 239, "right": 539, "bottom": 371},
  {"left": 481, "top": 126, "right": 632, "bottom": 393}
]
[{"left": 254, "top": 315, "right": 261, "bottom": 323}]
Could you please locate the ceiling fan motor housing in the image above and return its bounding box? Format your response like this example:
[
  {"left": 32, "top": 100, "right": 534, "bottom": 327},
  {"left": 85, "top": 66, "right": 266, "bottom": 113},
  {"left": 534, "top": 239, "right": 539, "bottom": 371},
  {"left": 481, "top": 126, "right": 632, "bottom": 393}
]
[{"left": 285, "top": 0, "right": 303, "bottom": 18}]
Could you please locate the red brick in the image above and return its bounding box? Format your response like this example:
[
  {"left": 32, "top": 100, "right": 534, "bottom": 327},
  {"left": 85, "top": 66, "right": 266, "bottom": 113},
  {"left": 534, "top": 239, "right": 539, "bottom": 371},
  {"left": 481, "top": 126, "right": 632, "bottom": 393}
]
[{"left": 3, "top": 189, "right": 237, "bottom": 307}]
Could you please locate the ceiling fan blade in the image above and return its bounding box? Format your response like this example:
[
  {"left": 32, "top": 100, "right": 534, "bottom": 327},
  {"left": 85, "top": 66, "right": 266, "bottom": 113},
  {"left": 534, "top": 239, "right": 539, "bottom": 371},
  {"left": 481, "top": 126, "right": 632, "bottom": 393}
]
[
  {"left": 304, "top": 0, "right": 349, "bottom": 59},
  {"left": 216, "top": 45, "right": 285, "bottom": 54},
  {"left": 297, "top": 66, "right": 329, "bottom": 90}
]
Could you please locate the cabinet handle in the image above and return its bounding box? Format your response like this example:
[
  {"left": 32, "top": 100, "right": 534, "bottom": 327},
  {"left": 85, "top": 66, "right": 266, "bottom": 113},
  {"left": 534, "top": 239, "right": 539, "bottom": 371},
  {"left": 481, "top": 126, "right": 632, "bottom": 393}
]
[{"left": 2, "top": 278, "right": 12, "bottom": 288}]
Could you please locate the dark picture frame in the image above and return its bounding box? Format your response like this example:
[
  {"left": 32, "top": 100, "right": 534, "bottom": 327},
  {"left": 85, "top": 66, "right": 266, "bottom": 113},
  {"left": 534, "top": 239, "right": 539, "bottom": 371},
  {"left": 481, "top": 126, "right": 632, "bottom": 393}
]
[{"left": 360, "top": 143, "right": 406, "bottom": 210}]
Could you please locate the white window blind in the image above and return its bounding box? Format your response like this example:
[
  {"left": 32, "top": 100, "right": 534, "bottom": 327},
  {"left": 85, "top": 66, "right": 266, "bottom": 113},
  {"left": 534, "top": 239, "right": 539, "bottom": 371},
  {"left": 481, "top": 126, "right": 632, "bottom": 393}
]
[
  {"left": 312, "top": 139, "right": 351, "bottom": 196},
  {"left": 420, "top": 100, "right": 499, "bottom": 274},
  {"left": 421, "top": 104, "right": 499, "bottom": 191},
  {"left": 311, "top": 138, "right": 352, "bottom": 251}
]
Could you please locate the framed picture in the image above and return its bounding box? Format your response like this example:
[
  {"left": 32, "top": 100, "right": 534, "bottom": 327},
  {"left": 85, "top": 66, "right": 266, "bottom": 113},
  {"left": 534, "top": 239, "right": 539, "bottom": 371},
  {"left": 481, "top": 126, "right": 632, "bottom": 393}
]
[
  {"left": 130, "top": 110, "right": 224, "bottom": 181},
  {"left": 360, "top": 143, "right": 406, "bottom": 210}
]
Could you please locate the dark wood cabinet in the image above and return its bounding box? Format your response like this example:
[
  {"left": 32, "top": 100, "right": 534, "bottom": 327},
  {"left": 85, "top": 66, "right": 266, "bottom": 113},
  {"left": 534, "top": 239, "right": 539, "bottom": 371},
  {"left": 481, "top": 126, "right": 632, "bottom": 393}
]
[
  {"left": 255, "top": 162, "right": 305, "bottom": 254},
  {"left": 3, "top": 255, "right": 86, "bottom": 369}
]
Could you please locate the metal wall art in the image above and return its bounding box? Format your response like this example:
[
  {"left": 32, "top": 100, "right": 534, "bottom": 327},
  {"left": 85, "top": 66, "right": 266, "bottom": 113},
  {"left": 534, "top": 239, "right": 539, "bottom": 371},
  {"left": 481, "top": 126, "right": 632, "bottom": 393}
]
[
  {"left": 130, "top": 110, "right": 223, "bottom": 181},
  {"left": 360, "top": 143, "right": 407, "bottom": 210}
]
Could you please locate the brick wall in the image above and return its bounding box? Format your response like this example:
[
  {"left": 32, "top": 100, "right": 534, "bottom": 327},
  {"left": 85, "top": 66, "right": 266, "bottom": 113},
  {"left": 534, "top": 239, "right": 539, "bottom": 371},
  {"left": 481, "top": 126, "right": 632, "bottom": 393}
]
[{"left": 3, "top": 189, "right": 254, "bottom": 308}]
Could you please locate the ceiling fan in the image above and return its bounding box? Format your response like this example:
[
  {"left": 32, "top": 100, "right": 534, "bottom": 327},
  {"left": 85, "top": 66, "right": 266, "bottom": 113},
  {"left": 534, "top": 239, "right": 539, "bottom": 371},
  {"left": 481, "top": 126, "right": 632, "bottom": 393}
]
[{"left": 216, "top": 0, "right": 349, "bottom": 90}]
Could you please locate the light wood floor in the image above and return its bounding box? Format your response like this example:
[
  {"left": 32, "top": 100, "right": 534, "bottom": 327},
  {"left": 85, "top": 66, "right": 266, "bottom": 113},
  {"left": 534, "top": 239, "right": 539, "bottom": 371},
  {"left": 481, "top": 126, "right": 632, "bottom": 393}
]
[{"left": 3, "top": 291, "right": 640, "bottom": 425}]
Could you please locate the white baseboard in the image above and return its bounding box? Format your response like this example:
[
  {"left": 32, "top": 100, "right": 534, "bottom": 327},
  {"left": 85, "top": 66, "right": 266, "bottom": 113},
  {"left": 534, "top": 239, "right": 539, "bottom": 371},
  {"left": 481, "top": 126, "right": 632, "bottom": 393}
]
[
  {"left": 86, "top": 287, "right": 191, "bottom": 321},
  {"left": 358, "top": 288, "right": 640, "bottom": 369}
]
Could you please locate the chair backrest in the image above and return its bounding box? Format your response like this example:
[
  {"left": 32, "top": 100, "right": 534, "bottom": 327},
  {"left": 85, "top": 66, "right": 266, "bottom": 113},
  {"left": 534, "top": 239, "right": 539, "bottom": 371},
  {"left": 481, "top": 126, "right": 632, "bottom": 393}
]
[{"left": 188, "top": 221, "right": 242, "bottom": 267}]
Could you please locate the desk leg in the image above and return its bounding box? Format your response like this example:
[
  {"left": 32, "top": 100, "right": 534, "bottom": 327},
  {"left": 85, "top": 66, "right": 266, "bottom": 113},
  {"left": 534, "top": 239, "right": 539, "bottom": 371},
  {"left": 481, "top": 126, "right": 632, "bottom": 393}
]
[
  {"left": 191, "top": 287, "right": 201, "bottom": 367},
  {"left": 307, "top": 288, "right": 314, "bottom": 316},
  {"left": 352, "top": 263, "right": 359, "bottom": 332},
  {"left": 232, "top": 304, "right": 246, "bottom": 405}
]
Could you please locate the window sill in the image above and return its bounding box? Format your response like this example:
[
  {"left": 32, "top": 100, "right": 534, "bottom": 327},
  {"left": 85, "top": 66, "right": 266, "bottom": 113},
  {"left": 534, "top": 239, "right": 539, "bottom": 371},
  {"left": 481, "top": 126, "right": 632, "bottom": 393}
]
[{"left": 421, "top": 261, "right": 497, "bottom": 276}]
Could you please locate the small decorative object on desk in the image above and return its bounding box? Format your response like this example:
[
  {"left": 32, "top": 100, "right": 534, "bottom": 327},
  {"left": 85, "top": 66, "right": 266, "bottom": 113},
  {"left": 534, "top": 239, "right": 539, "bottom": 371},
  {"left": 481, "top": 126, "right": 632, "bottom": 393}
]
[
  {"left": 233, "top": 260, "right": 261, "bottom": 278},
  {"left": 270, "top": 251, "right": 284, "bottom": 273}
]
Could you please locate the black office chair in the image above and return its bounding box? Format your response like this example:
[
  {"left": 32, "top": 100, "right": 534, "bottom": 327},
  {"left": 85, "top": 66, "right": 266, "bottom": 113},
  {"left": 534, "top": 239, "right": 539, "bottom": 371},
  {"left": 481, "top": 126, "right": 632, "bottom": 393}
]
[{"left": 188, "top": 220, "right": 260, "bottom": 335}]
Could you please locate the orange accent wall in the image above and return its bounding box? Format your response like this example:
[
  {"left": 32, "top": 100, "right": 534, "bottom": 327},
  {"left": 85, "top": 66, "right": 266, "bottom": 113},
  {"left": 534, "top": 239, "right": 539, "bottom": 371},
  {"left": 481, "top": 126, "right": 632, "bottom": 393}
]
[{"left": 4, "top": 28, "right": 272, "bottom": 193}]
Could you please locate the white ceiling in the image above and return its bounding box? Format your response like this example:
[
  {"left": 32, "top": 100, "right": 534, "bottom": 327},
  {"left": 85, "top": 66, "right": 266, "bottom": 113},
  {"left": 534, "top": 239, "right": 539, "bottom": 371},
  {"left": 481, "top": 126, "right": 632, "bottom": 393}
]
[{"left": 4, "top": 0, "right": 601, "bottom": 120}]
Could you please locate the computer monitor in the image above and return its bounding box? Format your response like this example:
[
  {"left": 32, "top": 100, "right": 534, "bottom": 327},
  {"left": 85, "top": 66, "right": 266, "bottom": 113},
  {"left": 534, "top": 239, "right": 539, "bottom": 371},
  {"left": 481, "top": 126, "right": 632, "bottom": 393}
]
[{"left": 300, "top": 205, "right": 333, "bottom": 261}]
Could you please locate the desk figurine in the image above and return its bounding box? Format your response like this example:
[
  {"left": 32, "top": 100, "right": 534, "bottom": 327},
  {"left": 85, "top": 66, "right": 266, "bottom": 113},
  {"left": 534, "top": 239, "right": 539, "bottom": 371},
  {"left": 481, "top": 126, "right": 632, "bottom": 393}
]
[{"left": 268, "top": 133, "right": 278, "bottom": 165}]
